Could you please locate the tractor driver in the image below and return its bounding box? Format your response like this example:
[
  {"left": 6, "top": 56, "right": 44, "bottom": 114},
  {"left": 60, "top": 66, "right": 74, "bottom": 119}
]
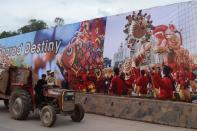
[{"left": 35, "top": 74, "right": 47, "bottom": 104}]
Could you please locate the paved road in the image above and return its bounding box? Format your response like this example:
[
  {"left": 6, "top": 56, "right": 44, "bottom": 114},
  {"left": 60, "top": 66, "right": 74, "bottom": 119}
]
[{"left": 0, "top": 101, "right": 195, "bottom": 131}]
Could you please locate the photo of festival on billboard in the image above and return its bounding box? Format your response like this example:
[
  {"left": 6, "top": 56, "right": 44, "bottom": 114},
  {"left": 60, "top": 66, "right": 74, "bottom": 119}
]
[{"left": 103, "top": 2, "right": 197, "bottom": 102}]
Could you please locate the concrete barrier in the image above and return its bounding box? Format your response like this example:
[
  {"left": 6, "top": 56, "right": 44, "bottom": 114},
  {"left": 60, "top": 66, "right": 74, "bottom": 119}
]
[{"left": 75, "top": 93, "right": 197, "bottom": 129}]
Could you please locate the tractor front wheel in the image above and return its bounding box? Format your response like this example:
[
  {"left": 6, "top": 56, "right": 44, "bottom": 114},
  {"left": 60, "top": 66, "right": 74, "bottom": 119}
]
[
  {"left": 40, "top": 105, "right": 56, "bottom": 127},
  {"left": 71, "top": 104, "right": 85, "bottom": 122}
]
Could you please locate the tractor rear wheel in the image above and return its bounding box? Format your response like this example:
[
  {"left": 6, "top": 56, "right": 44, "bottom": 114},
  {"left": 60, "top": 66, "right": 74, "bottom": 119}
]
[
  {"left": 9, "top": 89, "right": 32, "bottom": 120},
  {"left": 71, "top": 104, "right": 85, "bottom": 122},
  {"left": 40, "top": 105, "right": 56, "bottom": 127}
]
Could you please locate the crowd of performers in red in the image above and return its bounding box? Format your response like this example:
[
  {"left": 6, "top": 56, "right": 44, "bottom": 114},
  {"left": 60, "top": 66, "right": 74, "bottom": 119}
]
[{"left": 70, "top": 65, "right": 197, "bottom": 102}]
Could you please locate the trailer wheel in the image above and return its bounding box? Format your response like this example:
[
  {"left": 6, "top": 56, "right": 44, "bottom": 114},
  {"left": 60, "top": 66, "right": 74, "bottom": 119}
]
[
  {"left": 9, "top": 89, "right": 32, "bottom": 120},
  {"left": 40, "top": 105, "right": 56, "bottom": 127},
  {"left": 71, "top": 104, "right": 85, "bottom": 122},
  {"left": 4, "top": 100, "right": 9, "bottom": 109}
]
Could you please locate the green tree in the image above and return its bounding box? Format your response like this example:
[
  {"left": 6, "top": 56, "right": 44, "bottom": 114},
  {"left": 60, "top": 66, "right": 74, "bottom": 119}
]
[
  {"left": 17, "top": 25, "right": 31, "bottom": 34},
  {"left": 0, "top": 31, "right": 19, "bottom": 39},
  {"left": 18, "top": 19, "right": 48, "bottom": 34},
  {"left": 0, "top": 19, "right": 48, "bottom": 39}
]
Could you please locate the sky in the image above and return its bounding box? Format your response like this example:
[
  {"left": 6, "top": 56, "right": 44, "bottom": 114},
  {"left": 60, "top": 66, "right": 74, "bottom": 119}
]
[{"left": 0, "top": 0, "right": 191, "bottom": 32}]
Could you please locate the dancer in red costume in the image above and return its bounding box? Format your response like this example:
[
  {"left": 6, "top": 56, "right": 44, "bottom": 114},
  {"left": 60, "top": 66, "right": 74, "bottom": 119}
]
[
  {"left": 136, "top": 70, "right": 149, "bottom": 96},
  {"left": 110, "top": 67, "right": 124, "bottom": 95},
  {"left": 152, "top": 65, "right": 174, "bottom": 100}
]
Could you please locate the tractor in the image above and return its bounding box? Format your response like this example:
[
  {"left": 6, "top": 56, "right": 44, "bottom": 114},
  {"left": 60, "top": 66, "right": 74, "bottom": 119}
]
[{"left": 0, "top": 66, "right": 85, "bottom": 127}]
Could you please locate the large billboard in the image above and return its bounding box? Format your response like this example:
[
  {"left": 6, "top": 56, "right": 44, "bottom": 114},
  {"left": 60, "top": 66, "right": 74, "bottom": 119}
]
[{"left": 0, "top": 1, "right": 196, "bottom": 90}]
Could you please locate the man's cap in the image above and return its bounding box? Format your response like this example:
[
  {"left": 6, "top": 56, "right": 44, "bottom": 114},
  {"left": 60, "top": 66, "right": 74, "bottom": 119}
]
[{"left": 42, "top": 74, "right": 46, "bottom": 78}]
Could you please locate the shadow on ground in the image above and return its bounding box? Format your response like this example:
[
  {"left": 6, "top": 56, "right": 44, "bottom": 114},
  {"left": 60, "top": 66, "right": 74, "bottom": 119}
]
[{"left": 0, "top": 105, "right": 8, "bottom": 112}]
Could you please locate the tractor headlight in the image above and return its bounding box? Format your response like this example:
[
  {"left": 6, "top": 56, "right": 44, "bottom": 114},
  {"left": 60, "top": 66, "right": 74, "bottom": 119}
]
[{"left": 64, "top": 96, "right": 68, "bottom": 101}]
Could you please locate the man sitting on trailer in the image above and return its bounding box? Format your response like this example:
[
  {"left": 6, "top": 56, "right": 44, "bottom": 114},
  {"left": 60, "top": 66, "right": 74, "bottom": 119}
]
[{"left": 47, "top": 72, "right": 56, "bottom": 86}]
